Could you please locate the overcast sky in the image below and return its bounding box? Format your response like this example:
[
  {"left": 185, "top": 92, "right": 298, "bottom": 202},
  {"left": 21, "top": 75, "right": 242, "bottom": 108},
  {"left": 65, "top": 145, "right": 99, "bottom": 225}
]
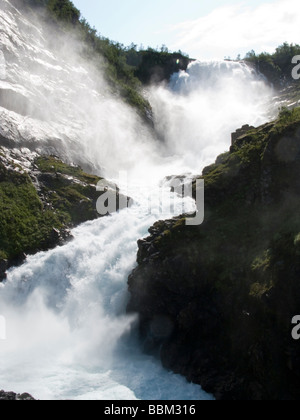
[{"left": 72, "top": 0, "right": 300, "bottom": 59}]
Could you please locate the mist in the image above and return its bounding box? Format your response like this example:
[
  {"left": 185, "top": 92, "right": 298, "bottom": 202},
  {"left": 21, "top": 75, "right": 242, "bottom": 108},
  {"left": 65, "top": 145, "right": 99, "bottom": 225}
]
[
  {"left": 149, "top": 60, "right": 274, "bottom": 173},
  {"left": 0, "top": 0, "right": 158, "bottom": 177}
]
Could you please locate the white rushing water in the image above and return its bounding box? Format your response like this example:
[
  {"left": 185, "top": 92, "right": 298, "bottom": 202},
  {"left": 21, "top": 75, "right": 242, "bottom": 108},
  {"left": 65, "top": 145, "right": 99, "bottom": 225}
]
[
  {"left": 0, "top": 189, "right": 208, "bottom": 400},
  {"left": 0, "top": 0, "right": 276, "bottom": 400}
]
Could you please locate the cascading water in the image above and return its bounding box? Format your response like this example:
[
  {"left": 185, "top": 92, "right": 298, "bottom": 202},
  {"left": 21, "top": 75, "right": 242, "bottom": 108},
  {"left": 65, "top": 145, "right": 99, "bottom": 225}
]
[
  {"left": 0, "top": 189, "right": 207, "bottom": 400},
  {"left": 0, "top": 0, "right": 276, "bottom": 400},
  {"left": 149, "top": 60, "right": 274, "bottom": 173}
]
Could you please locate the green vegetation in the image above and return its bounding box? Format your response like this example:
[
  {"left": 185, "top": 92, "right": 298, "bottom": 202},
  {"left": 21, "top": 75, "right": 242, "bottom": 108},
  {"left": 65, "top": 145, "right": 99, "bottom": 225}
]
[
  {"left": 47, "top": 0, "right": 80, "bottom": 24},
  {"left": 0, "top": 162, "right": 63, "bottom": 260},
  {"left": 35, "top": 156, "right": 100, "bottom": 184},
  {"left": 244, "top": 43, "right": 300, "bottom": 86},
  {"left": 0, "top": 155, "right": 104, "bottom": 264},
  {"left": 278, "top": 106, "right": 300, "bottom": 124}
]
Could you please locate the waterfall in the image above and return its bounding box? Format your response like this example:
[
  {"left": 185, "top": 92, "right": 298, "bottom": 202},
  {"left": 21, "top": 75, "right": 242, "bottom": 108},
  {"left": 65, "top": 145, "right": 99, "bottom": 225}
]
[
  {"left": 0, "top": 0, "right": 275, "bottom": 400},
  {"left": 149, "top": 60, "right": 274, "bottom": 172}
]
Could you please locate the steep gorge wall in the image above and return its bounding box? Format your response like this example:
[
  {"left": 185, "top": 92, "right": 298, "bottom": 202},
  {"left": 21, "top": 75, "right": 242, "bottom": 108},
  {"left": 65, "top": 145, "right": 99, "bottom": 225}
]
[{"left": 128, "top": 109, "right": 300, "bottom": 400}]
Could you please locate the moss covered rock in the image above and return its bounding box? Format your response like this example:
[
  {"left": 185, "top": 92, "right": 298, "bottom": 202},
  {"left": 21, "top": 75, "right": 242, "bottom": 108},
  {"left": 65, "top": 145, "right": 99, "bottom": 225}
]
[{"left": 0, "top": 150, "right": 123, "bottom": 279}]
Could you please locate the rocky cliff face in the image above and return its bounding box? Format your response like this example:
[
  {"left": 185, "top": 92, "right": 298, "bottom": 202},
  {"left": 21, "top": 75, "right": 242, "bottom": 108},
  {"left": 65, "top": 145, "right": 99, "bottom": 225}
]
[{"left": 128, "top": 107, "right": 300, "bottom": 400}]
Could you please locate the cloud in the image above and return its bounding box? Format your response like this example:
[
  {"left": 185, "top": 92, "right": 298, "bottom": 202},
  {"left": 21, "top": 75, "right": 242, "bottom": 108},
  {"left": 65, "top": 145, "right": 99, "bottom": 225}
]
[{"left": 169, "top": 0, "right": 300, "bottom": 59}]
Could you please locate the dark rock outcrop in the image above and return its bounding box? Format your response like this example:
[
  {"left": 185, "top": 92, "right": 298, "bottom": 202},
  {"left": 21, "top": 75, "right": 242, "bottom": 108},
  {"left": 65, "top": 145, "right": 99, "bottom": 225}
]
[
  {"left": 231, "top": 124, "right": 255, "bottom": 145},
  {"left": 128, "top": 108, "right": 300, "bottom": 400},
  {"left": 133, "top": 51, "right": 192, "bottom": 85},
  {"left": 0, "top": 390, "right": 35, "bottom": 400}
]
